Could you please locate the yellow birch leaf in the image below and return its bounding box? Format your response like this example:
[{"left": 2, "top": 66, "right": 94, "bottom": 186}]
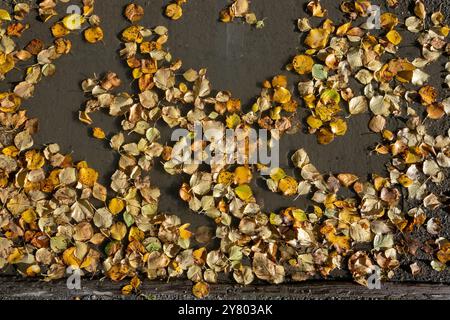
[
  {"left": 304, "top": 28, "right": 329, "bottom": 49},
  {"left": 270, "top": 168, "right": 286, "bottom": 182},
  {"left": 110, "top": 222, "right": 127, "bottom": 241},
  {"left": 130, "top": 276, "right": 141, "bottom": 289},
  {"left": 292, "top": 55, "right": 314, "bottom": 75},
  {"left": 0, "top": 9, "right": 12, "bottom": 21},
  {"left": 25, "top": 150, "right": 45, "bottom": 170},
  {"left": 235, "top": 184, "right": 253, "bottom": 201},
  {"left": 386, "top": 30, "right": 402, "bottom": 45},
  {"left": 63, "top": 247, "right": 81, "bottom": 267},
  {"left": 108, "top": 198, "right": 125, "bottom": 215},
  {"left": 273, "top": 87, "right": 292, "bottom": 104},
  {"left": 51, "top": 22, "right": 70, "bottom": 38},
  {"left": 129, "top": 226, "right": 145, "bottom": 242},
  {"left": 307, "top": 115, "right": 323, "bottom": 129},
  {"left": 84, "top": 26, "right": 104, "bottom": 43},
  {"left": 398, "top": 174, "right": 413, "bottom": 187},
  {"left": 78, "top": 167, "right": 98, "bottom": 187},
  {"left": 278, "top": 176, "right": 298, "bottom": 196},
  {"left": 21, "top": 208, "right": 37, "bottom": 224},
  {"left": 192, "top": 281, "right": 209, "bottom": 299},
  {"left": 121, "top": 284, "right": 133, "bottom": 295},
  {"left": 330, "top": 118, "right": 348, "bottom": 136},
  {"left": 218, "top": 170, "right": 234, "bottom": 185},
  {"left": 179, "top": 223, "right": 193, "bottom": 240},
  {"left": 317, "top": 128, "right": 335, "bottom": 145},
  {"left": 2, "top": 146, "right": 19, "bottom": 157},
  {"left": 193, "top": 247, "right": 206, "bottom": 265},
  {"left": 62, "top": 14, "right": 84, "bottom": 30},
  {"left": 92, "top": 127, "right": 106, "bottom": 139},
  {"left": 234, "top": 166, "right": 252, "bottom": 185},
  {"left": 165, "top": 4, "right": 183, "bottom": 20}
]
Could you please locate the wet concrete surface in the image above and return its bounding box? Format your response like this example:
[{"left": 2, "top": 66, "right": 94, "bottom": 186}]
[{"left": 0, "top": 0, "right": 449, "bottom": 293}]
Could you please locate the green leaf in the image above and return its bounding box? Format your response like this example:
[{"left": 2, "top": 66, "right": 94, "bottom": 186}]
[
  {"left": 235, "top": 184, "right": 253, "bottom": 201},
  {"left": 123, "top": 211, "right": 135, "bottom": 227},
  {"left": 229, "top": 246, "right": 243, "bottom": 261},
  {"left": 312, "top": 64, "right": 328, "bottom": 80}
]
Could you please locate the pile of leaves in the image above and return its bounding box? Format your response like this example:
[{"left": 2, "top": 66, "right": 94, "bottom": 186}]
[
  {"left": 0, "top": 0, "right": 449, "bottom": 299},
  {"left": 220, "top": 0, "right": 265, "bottom": 28}
]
